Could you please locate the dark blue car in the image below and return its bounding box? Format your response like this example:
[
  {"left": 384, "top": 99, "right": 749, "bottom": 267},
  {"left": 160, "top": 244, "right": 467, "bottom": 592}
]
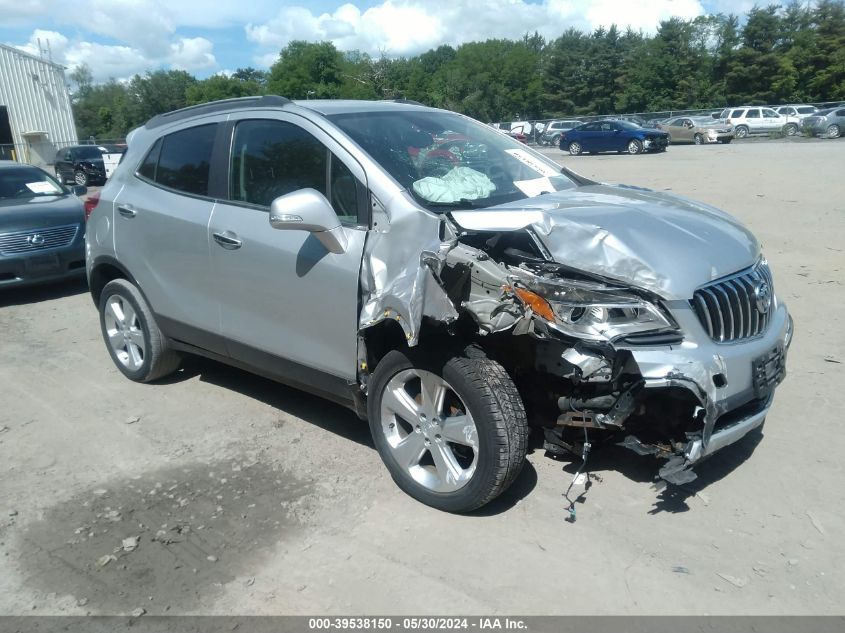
[{"left": 560, "top": 119, "right": 669, "bottom": 155}]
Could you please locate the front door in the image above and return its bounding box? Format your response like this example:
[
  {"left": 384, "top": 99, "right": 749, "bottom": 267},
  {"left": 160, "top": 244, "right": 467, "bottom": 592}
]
[{"left": 208, "top": 114, "right": 368, "bottom": 385}]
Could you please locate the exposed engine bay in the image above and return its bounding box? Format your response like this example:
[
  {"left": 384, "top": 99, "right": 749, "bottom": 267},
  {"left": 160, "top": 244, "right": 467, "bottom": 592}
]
[{"left": 419, "top": 220, "right": 788, "bottom": 486}]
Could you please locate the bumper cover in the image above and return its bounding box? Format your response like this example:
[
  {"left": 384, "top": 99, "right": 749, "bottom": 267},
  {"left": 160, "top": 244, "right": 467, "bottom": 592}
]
[{"left": 617, "top": 301, "right": 792, "bottom": 483}]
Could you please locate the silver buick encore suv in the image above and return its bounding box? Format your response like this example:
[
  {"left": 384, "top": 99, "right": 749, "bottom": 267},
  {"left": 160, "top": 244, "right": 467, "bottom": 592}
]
[{"left": 87, "top": 96, "right": 793, "bottom": 512}]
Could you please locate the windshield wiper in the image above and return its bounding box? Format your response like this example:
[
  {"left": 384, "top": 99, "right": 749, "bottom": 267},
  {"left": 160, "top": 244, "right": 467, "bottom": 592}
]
[{"left": 425, "top": 198, "right": 489, "bottom": 209}]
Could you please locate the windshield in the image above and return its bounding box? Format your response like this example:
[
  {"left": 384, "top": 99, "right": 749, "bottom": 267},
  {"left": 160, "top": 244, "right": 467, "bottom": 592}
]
[
  {"left": 0, "top": 166, "right": 65, "bottom": 200},
  {"left": 328, "top": 110, "right": 575, "bottom": 210},
  {"left": 75, "top": 146, "right": 106, "bottom": 160}
]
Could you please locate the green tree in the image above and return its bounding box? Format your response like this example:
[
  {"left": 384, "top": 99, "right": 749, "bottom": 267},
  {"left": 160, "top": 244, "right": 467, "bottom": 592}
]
[
  {"left": 185, "top": 72, "right": 264, "bottom": 105},
  {"left": 266, "top": 41, "right": 344, "bottom": 98}
]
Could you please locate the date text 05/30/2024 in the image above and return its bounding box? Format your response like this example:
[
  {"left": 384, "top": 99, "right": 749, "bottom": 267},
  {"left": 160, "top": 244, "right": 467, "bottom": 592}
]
[{"left": 308, "top": 617, "right": 528, "bottom": 630}]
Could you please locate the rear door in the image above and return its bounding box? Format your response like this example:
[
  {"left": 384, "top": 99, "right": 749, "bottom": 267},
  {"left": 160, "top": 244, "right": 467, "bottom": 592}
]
[
  {"left": 112, "top": 120, "right": 224, "bottom": 351},
  {"left": 745, "top": 109, "right": 761, "bottom": 132},
  {"left": 208, "top": 113, "right": 368, "bottom": 384},
  {"left": 575, "top": 123, "right": 598, "bottom": 150},
  {"left": 762, "top": 108, "right": 783, "bottom": 131}
]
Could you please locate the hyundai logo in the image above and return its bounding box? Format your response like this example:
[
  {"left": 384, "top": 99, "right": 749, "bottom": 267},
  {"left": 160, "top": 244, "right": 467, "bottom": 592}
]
[
  {"left": 27, "top": 234, "right": 45, "bottom": 246},
  {"left": 755, "top": 281, "right": 772, "bottom": 314}
]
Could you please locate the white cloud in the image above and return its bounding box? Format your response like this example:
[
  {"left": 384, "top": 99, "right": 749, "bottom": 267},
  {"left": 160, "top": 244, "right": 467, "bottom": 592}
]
[
  {"left": 9, "top": 29, "right": 217, "bottom": 81},
  {"left": 169, "top": 37, "right": 217, "bottom": 71},
  {"left": 247, "top": 0, "right": 707, "bottom": 66}
]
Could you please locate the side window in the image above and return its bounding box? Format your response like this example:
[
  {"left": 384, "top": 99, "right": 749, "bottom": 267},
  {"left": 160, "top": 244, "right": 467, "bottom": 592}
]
[
  {"left": 329, "top": 154, "right": 360, "bottom": 224},
  {"left": 149, "top": 124, "right": 217, "bottom": 196},
  {"left": 763, "top": 108, "right": 779, "bottom": 118},
  {"left": 746, "top": 109, "right": 760, "bottom": 118},
  {"left": 731, "top": 109, "right": 745, "bottom": 118},
  {"left": 836, "top": 109, "right": 845, "bottom": 117},
  {"left": 230, "top": 119, "right": 362, "bottom": 223},
  {"left": 138, "top": 138, "right": 162, "bottom": 181}
]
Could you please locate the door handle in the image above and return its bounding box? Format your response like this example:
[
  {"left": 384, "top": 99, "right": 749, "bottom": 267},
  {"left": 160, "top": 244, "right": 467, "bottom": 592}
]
[
  {"left": 117, "top": 205, "right": 136, "bottom": 218},
  {"left": 213, "top": 231, "right": 243, "bottom": 250}
]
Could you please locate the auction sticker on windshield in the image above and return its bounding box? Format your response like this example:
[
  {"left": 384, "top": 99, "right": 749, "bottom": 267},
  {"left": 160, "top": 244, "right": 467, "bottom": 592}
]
[
  {"left": 504, "top": 148, "right": 560, "bottom": 178},
  {"left": 25, "top": 181, "right": 58, "bottom": 194}
]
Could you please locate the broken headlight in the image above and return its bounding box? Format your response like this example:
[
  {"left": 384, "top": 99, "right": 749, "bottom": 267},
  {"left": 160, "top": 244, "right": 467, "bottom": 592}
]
[{"left": 536, "top": 279, "right": 676, "bottom": 341}]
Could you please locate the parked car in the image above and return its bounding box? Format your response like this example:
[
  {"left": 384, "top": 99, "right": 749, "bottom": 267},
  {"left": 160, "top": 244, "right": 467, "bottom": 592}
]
[
  {"left": 772, "top": 105, "right": 818, "bottom": 135},
  {"left": 88, "top": 96, "right": 792, "bottom": 512},
  {"left": 0, "top": 161, "right": 87, "bottom": 288},
  {"left": 538, "top": 120, "right": 581, "bottom": 146},
  {"left": 717, "top": 107, "right": 789, "bottom": 138},
  {"left": 561, "top": 119, "right": 669, "bottom": 155},
  {"left": 54, "top": 145, "right": 113, "bottom": 186},
  {"left": 801, "top": 107, "right": 845, "bottom": 138},
  {"left": 659, "top": 117, "right": 734, "bottom": 144}
]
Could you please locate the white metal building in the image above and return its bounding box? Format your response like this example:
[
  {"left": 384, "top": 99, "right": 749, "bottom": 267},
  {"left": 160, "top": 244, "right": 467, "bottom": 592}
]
[{"left": 0, "top": 43, "right": 77, "bottom": 168}]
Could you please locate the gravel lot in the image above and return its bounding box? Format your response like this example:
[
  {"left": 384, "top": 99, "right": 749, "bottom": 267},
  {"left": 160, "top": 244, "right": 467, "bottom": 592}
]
[{"left": 1, "top": 141, "right": 843, "bottom": 615}]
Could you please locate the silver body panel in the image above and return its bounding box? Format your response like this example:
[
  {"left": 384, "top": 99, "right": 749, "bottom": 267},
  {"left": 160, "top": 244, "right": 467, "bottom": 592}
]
[{"left": 451, "top": 184, "right": 759, "bottom": 300}]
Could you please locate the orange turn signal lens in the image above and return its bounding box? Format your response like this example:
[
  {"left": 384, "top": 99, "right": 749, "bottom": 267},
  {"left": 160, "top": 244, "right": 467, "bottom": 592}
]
[{"left": 513, "top": 287, "right": 556, "bottom": 322}]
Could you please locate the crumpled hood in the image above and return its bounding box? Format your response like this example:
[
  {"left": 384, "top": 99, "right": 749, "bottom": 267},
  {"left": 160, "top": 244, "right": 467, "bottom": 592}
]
[{"left": 449, "top": 183, "right": 760, "bottom": 299}]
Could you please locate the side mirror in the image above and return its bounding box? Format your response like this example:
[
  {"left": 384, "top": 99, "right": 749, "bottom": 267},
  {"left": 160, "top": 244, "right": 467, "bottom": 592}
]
[
  {"left": 72, "top": 185, "right": 87, "bottom": 196},
  {"left": 269, "top": 188, "right": 347, "bottom": 254}
]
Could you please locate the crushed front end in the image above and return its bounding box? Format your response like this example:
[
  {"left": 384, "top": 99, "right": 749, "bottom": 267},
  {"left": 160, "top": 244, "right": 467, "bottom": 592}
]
[{"left": 438, "top": 222, "right": 793, "bottom": 485}]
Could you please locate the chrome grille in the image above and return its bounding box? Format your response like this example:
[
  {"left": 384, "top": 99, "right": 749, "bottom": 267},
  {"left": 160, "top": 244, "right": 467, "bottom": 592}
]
[
  {"left": 691, "top": 261, "right": 774, "bottom": 343},
  {"left": 0, "top": 224, "right": 79, "bottom": 255}
]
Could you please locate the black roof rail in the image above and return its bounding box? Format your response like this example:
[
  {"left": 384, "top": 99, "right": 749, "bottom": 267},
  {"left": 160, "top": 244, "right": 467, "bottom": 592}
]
[{"left": 145, "top": 95, "right": 292, "bottom": 129}]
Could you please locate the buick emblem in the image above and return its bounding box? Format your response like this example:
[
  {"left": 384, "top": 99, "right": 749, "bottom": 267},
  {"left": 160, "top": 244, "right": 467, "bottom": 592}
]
[
  {"left": 755, "top": 281, "right": 772, "bottom": 314},
  {"left": 27, "top": 234, "right": 45, "bottom": 246}
]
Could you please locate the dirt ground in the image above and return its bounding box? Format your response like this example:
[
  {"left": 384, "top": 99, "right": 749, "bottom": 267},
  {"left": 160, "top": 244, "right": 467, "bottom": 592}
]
[{"left": 1, "top": 140, "right": 843, "bottom": 616}]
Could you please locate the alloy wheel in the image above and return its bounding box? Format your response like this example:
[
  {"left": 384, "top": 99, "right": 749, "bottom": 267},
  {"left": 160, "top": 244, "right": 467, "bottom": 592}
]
[
  {"left": 735, "top": 126, "right": 748, "bottom": 138},
  {"left": 568, "top": 142, "right": 581, "bottom": 155},
  {"left": 103, "top": 296, "right": 146, "bottom": 370},
  {"left": 627, "top": 139, "right": 642, "bottom": 154},
  {"left": 74, "top": 170, "right": 88, "bottom": 186},
  {"left": 828, "top": 124, "right": 841, "bottom": 139},
  {"left": 379, "top": 368, "right": 479, "bottom": 493}
]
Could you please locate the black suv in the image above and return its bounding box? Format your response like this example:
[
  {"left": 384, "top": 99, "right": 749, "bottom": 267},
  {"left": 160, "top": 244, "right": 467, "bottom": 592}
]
[{"left": 54, "top": 145, "right": 112, "bottom": 186}]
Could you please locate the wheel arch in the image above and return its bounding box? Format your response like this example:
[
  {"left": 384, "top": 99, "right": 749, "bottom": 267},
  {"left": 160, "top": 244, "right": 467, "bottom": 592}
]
[{"left": 89, "top": 256, "right": 141, "bottom": 306}]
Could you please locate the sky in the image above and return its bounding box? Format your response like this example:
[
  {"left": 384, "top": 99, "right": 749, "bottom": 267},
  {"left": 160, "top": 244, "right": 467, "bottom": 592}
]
[{"left": 0, "top": 0, "right": 754, "bottom": 82}]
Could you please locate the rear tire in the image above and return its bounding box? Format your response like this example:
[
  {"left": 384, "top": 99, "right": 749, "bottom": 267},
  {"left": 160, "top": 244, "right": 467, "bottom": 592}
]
[
  {"left": 367, "top": 346, "right": 528, "bottom": 513},
  {"left": 99, "top": 279, "right": 181, "bottom": 383},
  {"left": 827, "top": 124, "right": 841, "bottom": 139},
  {"left": 693, "top": 133, "right": 703, "bottom": 145},
  {"left": 568, "top": 141, "right": 582, "bottom": 156}
]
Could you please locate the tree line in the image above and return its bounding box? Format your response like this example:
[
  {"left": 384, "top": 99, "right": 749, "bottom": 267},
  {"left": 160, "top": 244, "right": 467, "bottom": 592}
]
[{"left": 71, "top": 1, "right": 845, "bottom": 140}]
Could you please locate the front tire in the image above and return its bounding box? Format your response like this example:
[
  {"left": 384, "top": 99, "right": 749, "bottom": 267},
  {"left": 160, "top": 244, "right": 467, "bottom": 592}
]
[
  {"left": 784, "top": 123, "right": 798, "bottom": 136},
  {"left": 74, "top": 169, "right": 89, "bottom": 186},
  {"left": 627, "top": 139, "right": 642, "bottom": 154},
  {"left": 693, "top": 133, "right": 703, "bottom": 145},
  {"left": 368, "top": 347, "right": 528, "bottom": 513},
  {"left": 568, "top": 141, "right": 582, "bottom": 156},
  {"left": 99, "top": 279, "right": 181, "bottom": 383}
]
